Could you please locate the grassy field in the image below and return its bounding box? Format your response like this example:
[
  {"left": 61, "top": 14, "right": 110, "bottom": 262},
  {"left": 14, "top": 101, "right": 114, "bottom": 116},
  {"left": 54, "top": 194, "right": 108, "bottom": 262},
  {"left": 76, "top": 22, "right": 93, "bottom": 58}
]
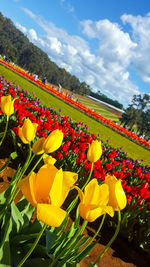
[{"left": 0, "top": 63, "right": 150, "bottom": 165}]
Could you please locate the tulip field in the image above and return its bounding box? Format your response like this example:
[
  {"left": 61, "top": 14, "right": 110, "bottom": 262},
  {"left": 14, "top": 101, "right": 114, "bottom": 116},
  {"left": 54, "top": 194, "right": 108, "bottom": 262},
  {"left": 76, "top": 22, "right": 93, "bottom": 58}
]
[{"left": 0, "top": 62, "right": 150, "bottom": 266}]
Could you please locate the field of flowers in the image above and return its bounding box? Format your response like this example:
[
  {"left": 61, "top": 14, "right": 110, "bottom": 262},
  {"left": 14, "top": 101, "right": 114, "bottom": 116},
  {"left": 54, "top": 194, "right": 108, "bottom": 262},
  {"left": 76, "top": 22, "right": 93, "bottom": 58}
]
[
  {"left": 0, "top": 75, "right": 150, "bottom": 266},
  {"left": 0, "top": 58, "right": 150, "bottom": 151}
]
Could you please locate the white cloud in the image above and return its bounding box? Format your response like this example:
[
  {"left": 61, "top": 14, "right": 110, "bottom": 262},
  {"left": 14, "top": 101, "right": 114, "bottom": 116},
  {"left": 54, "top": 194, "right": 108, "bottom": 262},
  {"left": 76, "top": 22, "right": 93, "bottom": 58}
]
[
  {"left": 16, "top": 22, "right": 27, "bottom": 33},
  {"left": 18, "top": 9, "right": 150, "bottom": 106},
  {"left": 27, "top": 29, "right": 38, "bottom": 41},
  {"left": 121, "top": 13, "right": 150, "bottom": 83}
]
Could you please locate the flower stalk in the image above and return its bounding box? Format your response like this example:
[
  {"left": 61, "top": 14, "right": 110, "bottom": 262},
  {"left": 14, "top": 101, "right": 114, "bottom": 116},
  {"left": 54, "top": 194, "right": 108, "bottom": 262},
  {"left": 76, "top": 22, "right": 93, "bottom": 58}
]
[
  {"left": 0, "top": 115, "right": 9, "bottom": 147},
  {"left": 89, "top": 210, "right": 121, "bottom": 266},
  {"left": 17, "top": 224, "right": 47, "bottom": 267}
]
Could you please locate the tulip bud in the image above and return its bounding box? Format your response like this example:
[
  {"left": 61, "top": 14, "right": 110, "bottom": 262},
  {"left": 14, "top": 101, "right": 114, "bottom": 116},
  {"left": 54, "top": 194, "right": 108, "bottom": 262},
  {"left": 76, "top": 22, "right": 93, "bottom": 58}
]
[
  {"left": 0, "top": 95, "right": 17, "bottom": 116},
  {"left": 32, "top": 138, "right": 45, "bottom": 154},
  {"left": 43, "top": 129, "right": 63, "bottom": 153},
  {"left": 87, "top": 140, "right": 102, "bottom": 163},
  {"left": 105, "top": 175, "right": 127, "bottom": 210},
  {"left": 19, "top": 118, "right": 38, "bottom": 144},
  {"left": 43, "top": 154, "right": 56, "bottom": 165}
]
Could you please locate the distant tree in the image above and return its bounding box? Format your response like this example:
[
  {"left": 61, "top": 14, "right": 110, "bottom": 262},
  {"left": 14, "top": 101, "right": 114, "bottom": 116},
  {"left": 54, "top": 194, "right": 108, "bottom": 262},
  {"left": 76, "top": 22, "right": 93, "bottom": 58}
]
[{"left": 120, "top": 94, "right": 150, "bottom": 136}]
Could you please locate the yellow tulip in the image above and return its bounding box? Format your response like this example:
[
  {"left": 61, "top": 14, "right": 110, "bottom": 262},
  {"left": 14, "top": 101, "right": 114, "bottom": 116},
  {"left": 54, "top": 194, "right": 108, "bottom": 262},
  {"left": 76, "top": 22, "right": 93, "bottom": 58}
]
[
  {"left": 105, "top": 175, "right": 127, "bottom": 210},
  {"left": 19, "top": 118, "right": 38, "bottom": 144},
  {"left": 75, "top": 179, "right": 114, "bottom": 222},
  {"left": 32, "top": 138, "right": 45, "bottom": 154},
  {"left": 42, "top": 129, "right": 63, "bottom": 153},
  {"left": 87, "top": 140, "right": 102, "bottom": 163},
  {"left": 0, "top": 95, "right": 16, "bottom": 116},
  {"left": 18, "top": 164, "right": 78, "bottom": 227},
  {"left": 43, "top": 154, "right": 56, "bottom": 165}
]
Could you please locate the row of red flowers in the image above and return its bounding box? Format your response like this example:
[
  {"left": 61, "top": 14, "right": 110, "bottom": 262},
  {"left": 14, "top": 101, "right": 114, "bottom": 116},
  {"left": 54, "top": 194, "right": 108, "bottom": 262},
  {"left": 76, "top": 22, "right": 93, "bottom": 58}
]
[
  {"left": 0, "top": 59, "right": 150, "bottom": 150},
  {"left": 0, "top": 75, "right": 150, "bottom": 253}
]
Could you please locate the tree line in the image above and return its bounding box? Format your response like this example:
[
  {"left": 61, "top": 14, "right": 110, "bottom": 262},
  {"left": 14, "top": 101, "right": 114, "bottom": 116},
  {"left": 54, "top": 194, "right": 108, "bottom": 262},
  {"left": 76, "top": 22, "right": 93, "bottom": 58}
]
[
  {"left": 0, "top": 12, "right": 123, "bottom": 109},
  {"left": 120, "top": 94, "right": 150, "bottom": 138}
]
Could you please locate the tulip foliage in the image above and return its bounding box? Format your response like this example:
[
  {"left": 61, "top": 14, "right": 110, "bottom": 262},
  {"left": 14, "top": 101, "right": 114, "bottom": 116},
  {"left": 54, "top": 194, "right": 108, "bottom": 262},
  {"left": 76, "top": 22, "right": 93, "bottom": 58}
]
[{"left": 0, "top": 76, "right": 150, "bottom": 266}]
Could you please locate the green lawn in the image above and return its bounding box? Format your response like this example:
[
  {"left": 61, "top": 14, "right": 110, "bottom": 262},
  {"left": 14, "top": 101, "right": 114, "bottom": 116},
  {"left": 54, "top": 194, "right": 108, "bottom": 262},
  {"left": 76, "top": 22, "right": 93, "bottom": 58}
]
[{"left": 0, "top": 63, "right": 150, "bottom": 165}]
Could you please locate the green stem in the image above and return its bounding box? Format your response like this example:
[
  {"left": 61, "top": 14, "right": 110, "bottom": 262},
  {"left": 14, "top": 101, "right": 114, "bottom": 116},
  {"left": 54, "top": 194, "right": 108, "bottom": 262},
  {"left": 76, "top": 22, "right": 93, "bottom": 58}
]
[
  {"left": 67, "top": 162, "right": 94, "bottom": 214},
  {"left": 17, "top": 224, "right": 47, "bottom": 267},
  {"left": 90, "top": 210, "right": 121, "bottom": 266},
  {"left": 27, "top": 153, "right": 45, "bottom": 177},
  {"left": 0, "top": 115, "right": 9, "bottom": 146},
  {"left": 72, "top": 214, "right": 106, "bottom": 261},
  {"left": 49, "top": 220, "right": 88, "bottom": 267},
  {"left": 82, "top": 162, "right": 94, "bottom": 191},
  {"left": 8, "top": 143, "right": 32, "bottom": 205}
]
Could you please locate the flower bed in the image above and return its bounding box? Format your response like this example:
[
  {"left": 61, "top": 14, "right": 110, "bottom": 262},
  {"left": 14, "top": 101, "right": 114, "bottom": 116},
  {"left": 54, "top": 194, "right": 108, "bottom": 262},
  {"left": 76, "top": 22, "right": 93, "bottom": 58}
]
[
  {"left": 0, "top": 58, "right": 150, "bottom": 150},
  {"left": 0, "top": 76, "right": 150, "bottom": 266}
]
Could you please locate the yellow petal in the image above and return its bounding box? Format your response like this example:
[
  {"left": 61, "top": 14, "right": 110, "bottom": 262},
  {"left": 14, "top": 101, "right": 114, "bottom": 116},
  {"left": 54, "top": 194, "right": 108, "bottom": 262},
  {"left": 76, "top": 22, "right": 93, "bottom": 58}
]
[
  {"left": 87, "top": 140, "right": 102, "bottom": 163},
  {"left": 105, "top": 175, "right": 127, "bottom": 210},
  {"left": 101, "top": 206, "right": 114, "bottom": 217},
  {"left": 19, "top": 128, "right": 29, "bottom": 144},
  {"left": 60, "top": 171, "right": 78, "bottom": 205},
  {"left": 32, "top": 138, "right": 45, "bottom": 155},
  {"left": 63, "top": 171, "right": 78, "bottom": 188},
  {"left": 34, "top": 164, "right": 58, "bottom": 204},
  {"left": 17, "top": 173, "right": 37, "bottom": 206},
  {"left": 43, "top": 154, "right": 56, "bottom": 165},
  {"left": 22, "top": 118, "right": 38, "bottom": 142},
  {"left": 43, "top": 129, "right": 63, "bottom": 153},
  {"left": 74, "top": 186, "right": 84, "bottom": 202},
  {"left": 79, "top": 204, "right": 102, "bottom": 222},
  {"left": 105, "top": 175, "right": 118, "bottom": 208},
  {"left": 115, "top": 180, "right": 127, "bottom": 210},
  {"left": 37, "top": 204, "right": 66, "bottom": 227},
  {"left": 29, "top": 172, "right": 37, "bottom": 206},
  {"left": 49, "top": 169, "right": 63, "bottom": 207},
  {"left": 84, "top": 179, "right": 109, "bottom": 206}
]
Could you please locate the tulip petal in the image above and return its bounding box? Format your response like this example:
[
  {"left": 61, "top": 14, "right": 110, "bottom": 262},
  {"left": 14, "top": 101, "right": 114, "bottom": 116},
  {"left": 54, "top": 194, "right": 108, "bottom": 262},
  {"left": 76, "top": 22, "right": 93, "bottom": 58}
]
[
  {"left": 32, "top": 138, "right": 45, "bottom": 155},
  {"left": 22, "top": 119, "right": 37, "bottom": 142},
  {"left": 49, "top": 169, "right": 63, "bottom": 206},
  {"left": 105, "top": 175, "right": 118, "bottom": 209},
  {"left": 74, "top": 186, "right": 84, "bottom": 202},
  {"left": 61, "top": 172, "right": 78, "bottom": 204},
  {"left": 17, "top": 173, "right": 37, "bottom": 206},
  {"left": 37, "top": 204, "right": 66, "bottom": 227},
  {"left": 43, "top": 129, "right": 63, "bottom": 153},
  {"left": 115, "top": 180, "right": 127, "bottom": 210},
  {"left": 79, "top": 204, "right": 103, "bottom": 222},
  {"left": 84, "top": 179, "right": 109, "bottom": 206},
  {"left": 35, "top": 164, "right": 58, "bottom": 204},
  {"left": 87, "top": 140, "right": 102, "bottom": 163},
  {"left": 101, "top": 205, "right": 114, "bottom": 217},
  {"left": 19, "top": 128, "right": 29, "bottom": 144}
]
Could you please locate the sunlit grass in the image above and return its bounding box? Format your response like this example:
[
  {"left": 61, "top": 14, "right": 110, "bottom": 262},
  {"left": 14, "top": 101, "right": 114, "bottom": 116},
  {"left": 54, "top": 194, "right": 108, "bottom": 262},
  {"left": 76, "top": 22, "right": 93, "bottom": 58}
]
[{"left": 0, "top": 63, "right": 150, "bottom": 165}]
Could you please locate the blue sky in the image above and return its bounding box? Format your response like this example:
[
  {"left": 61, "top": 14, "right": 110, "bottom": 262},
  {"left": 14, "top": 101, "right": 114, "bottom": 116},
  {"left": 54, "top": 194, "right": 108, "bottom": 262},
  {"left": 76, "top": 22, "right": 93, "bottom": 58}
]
[{"left": 1, "top": 0, "right": 150, "bottom": 107}]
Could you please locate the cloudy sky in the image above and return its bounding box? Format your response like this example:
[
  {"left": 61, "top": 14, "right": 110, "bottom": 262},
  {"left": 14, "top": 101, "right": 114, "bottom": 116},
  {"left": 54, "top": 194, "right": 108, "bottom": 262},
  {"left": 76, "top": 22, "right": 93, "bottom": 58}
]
[{"left": 1, "top": 0, "right": 150, "bottom": 107}]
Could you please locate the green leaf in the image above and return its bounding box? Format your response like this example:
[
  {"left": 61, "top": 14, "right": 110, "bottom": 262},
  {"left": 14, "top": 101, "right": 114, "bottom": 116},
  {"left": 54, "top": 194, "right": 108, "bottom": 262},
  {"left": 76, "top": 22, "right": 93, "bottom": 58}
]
[
  {"left": 74, "top": 207, "right": 80, "bottom": 229},
  {"left": 46, "top": 229, "right": 57, "bottom": 254},
  {"left": 10, "top": 129, "right": 17, "bottom": 150},
  {"left": 11, "top": 201, "right": 24, "bottom": 232},
  {"left": 12, "top": 233, "right": 39, "bottom": 245},
  {"left": 22, "top": 258, "right": 50, "bottom": 267},
  {"left": 75, "top": 240, "right": 98, "bottom": 262},
  {"left": 0, "top": 213, "right": 12, "bottom": 265},
  {"left": 67, "top": 222, "right": 76, "bottom": 239},
  {"left": 16, "top": 197, "right": 34, "bottom": 228}
]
